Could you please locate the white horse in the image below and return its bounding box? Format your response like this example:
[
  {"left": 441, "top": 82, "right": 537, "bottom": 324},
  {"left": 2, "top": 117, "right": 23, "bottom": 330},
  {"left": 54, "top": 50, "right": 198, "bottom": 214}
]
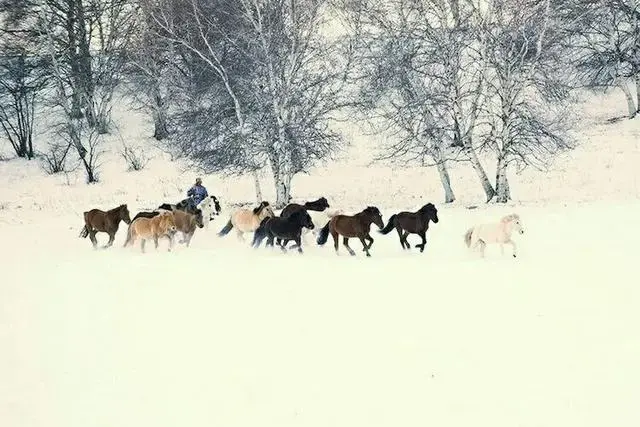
[
  {"left": 197, "top": 195, "right": 222, "bottom": 228},
  {"left": 464, "top": 213, "right": 524, "bottom": 258}
]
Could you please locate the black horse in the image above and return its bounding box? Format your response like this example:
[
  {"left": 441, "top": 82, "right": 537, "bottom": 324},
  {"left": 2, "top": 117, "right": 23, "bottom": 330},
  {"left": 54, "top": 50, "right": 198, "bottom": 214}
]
[
  {"left": 379, "top": 203, "right": 439, "bottom": 252},
  {"left": 252, "top": 210, "right": 315, "bottom": 253},
  {"left": 280, "top": 196, "right": 330, "bottom": 218}
]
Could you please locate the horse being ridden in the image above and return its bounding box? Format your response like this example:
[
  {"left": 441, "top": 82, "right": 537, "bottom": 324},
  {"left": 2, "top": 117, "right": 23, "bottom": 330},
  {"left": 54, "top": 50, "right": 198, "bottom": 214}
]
[
  {"left": 379, "top": 203, "right": 439, "bottom": 252},
  {"left": 79, "top": 204, "right": 132, "bottom": 249},
  {"left": 252, "top": 210, "right": 315, "bottom": 253},
  {"left": 316, "top": 206, "right": 384, "bottom": 257}
]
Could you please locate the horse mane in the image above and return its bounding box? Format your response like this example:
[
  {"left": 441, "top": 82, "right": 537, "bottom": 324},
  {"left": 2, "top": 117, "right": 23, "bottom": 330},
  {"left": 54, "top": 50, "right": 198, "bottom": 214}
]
[
  {"left": 252, "top": 201, "right": 269, "bottom": 215},
  {"left": 501, "top": 213, "right": 520, "bottom": 223},
  {"left": 109, "top": 204, "right": 127, "bottom": 213}
]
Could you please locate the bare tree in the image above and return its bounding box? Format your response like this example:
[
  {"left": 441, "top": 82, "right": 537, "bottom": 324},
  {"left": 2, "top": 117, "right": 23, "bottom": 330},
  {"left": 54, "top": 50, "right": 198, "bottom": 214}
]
[
  {"left": 39, "top": 5, "right": 105, "bottom": 183},
  {"left": 36, "top": 0, "right": 139, "bottom": 133},
  {"left": 0, "top": 0, "right": 49, "bottom": 159},
  {"left": 565, "top": 0, "right": 640, "bottom": 119},
  {"left": 144, "top": 0, "right": 354, "bottom": 207},
  {"left": 479, "top": 0, "right": 576, "bottom": 202},
  {"left": 345, "top": 0, "right": 497, "bottom": 203}
]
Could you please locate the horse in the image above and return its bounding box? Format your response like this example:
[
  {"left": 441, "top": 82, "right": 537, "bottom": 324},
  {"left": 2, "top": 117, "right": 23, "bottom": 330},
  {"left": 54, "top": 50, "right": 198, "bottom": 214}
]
[
  {"left": 217, "top": 201, "right": 275, "bottom": 240},
  {"left": 278, "top": 196, "right": 332, "bottom": 246},
  {"left": 379, "top": 203, "right": 439, "bottom": 252},
  {"left": 79, "top": 204, "right": 132, "bottom": 249},
  {"left": 464, "top": 213, "right": 525, "bottom": 258},
  {"left": 252, "top": 210, "right": 315, "bottom": 253},
  {"left": 172, "top": 209, "right": 204, "bottom": 247},
  {"left": 316, "top": 206, "right": 384, "bottom": 257},
  {"left": 280, "top": 197, "right": 330, "bottom": 217},
  {"left": 132, "top": 209, "right": 205, "bottom": 247},
  {"left": 123, "top": 211, "right": 178, "bottom": 253},
  {"left": 197, "top": 195, "right": 222, "bottom": 227},
  {"left": 157, "top": 198, "right": 200, "bottom": 215}
]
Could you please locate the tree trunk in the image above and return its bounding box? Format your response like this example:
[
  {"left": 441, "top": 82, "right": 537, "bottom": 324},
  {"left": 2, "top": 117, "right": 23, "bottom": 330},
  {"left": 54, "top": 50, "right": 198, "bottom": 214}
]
[
  {"left": 274, "top": 169, "right": 292, "bottom": 209},
  {"left": 618, "top": 81, "right": 637, "bottom": 119},
  {"left": 494, "top": 156, "right": 511, "bottom": 203},
  {"left": 436, "top": 160, "right": 455, "bottom": 203},
  {"left": 252, "top": 170, "right": 263, "bottom": 203},
  {"left": 464, "top": 145, "right": 495, "bottom": 202},
  {"left": 635, "top": 73, "right": 640, "bottom": 115}
]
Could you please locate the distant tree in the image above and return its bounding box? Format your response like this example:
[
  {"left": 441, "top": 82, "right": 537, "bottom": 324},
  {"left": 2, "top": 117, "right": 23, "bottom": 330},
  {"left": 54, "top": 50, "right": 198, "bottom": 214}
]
[
  {"left": 564, "top": 0, "right": 640, "bottom": 119},
  {"left": 344, "top": 0, "right": 496, "bottom": 203},
  {"left": 0, "top": 0, "right": 49, "bottom": 159},
  {"left": 479, "top": 0, "right": 576, "bottom": 202},
  {"left": 144, "top": 0, "right": 354, "bottom": 207}
]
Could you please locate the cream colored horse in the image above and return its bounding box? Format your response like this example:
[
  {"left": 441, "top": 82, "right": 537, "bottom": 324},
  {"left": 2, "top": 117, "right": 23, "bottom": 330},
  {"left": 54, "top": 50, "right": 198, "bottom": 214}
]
[
  {"left": 217, "top": 201, "right": 275, "bottom": 241},
  {"left": 464, "top": 213, "right": 524, "bottom": 258}
]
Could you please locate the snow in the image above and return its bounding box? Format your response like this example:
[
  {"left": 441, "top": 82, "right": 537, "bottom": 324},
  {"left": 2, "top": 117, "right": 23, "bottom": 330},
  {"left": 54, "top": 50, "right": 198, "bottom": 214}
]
[{"left": 1, "top": 90, "right": 640, "bottom": 427}]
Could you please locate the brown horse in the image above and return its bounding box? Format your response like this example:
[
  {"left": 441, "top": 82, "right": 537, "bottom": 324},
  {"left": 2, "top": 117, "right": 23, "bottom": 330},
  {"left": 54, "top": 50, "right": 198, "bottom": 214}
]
[
  {"left": 123, "top": 211, "right": 178, "bottom": 253},
  {"left": 316, "top": 206, "right": 384, "bottom": 257},
  {"left": 79, "top": 204, "right": 132, "bottom": 249},
  {"left": 217, "top": 201, "right": 275, "bottom": 241},
  {"left": 172, "top": 209, "right": 204, "bottom": 247},
  {"left": 379, "top": 203, "right": 439, "bottom": 252},
  {"left": 132, "top": 209, "right": 204, "bottom": 247}
]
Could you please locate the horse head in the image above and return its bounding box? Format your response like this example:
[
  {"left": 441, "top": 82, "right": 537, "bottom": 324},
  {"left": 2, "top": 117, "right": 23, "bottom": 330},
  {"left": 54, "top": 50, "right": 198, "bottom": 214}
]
[
  {"left": 420, "top": 203, "right": 439, "bottom": 224},
  {"left": 504, "top": 214, "right": 524, "bottom": 235},
  {"left": 194, "top": 209, "right": 205, "bottom": 228},
  {"left": 292, "top": 209, "right": 315, "bottom": 230},
  {"left": 365, "top": 206, "right": 384, "bottom": 229},
  {"left": 120, "top": 204, "right": 132, "bottom": 224}
]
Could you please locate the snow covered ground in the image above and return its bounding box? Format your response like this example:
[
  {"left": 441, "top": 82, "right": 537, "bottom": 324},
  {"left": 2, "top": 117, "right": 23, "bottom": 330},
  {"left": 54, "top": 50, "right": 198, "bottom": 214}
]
[{"left": 1, "top": 91, "right": 640, "bottom": 427}]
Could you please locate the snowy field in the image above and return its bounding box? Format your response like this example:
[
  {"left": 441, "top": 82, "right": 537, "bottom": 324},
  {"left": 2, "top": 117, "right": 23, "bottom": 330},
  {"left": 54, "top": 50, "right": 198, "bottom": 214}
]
[{"left": 2, "top": 91, "right": 640, "bottom": 427}]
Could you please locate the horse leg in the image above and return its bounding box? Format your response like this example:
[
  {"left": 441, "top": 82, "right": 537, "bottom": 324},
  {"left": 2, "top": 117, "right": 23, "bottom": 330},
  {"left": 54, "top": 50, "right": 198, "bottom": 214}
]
[
  {"left": 140, "top": 239, "right": 146, "bottom": 253},
  {"left": 507, "top": 239, "right": 517, "bottom": 258},
  {"left": 236, "top": 229, "right": 244, "bottom": 241},
  {"left": 358, "top": 236, "right": 371, "bottom": 257},
  {"left": 395, "top": 226, "right": 407, "bottom": 249},
  {"left": 185, "top": 232, "right": 193, "bottom": 247},
  {"left": 89, "top": 230, "right": 99, "bottom": 249},
  {"left": 363, "top": 234, "right": 374, "bottom": 251},
  {"left": 331, "top": 231, "right": 340, "bottom": 254},
  {"left": 154, "top": 235, "right": 159, "bottom": 250},
  {"left": 168, "top": 234, "right": 174, "bottom": 252},
  {"left": 473, "top": 239, "right": 486, "bottom": 258},
  {"left": 415, "top": 232, "right": 427, "bottom": 252},
  {"left": 292, "top": 236, "right": 303, "bottom": 254},
  {"left": 343, "top": 237, "right": 356, "bottom": 256},
  {"left": 401, "top": 231, "right": 410, "bottom": 249}
]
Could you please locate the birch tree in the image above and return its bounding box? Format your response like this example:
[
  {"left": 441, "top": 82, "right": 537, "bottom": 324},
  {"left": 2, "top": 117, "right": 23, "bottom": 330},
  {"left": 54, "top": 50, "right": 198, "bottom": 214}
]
[
  {"left": 480, "top": 0, "right": 575, "bottom": 202},
  {"left": 565, "top": 0, "right": 640, "bottom": 119},
  {"left": 346, "top": 0, "right": 495, "bottom": 203}
]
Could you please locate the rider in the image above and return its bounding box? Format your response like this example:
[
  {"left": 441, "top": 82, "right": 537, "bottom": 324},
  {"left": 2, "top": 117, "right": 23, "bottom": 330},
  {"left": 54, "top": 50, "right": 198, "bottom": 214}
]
[{"left": 186, "top": 177, "right": 209, "bottom": 210}]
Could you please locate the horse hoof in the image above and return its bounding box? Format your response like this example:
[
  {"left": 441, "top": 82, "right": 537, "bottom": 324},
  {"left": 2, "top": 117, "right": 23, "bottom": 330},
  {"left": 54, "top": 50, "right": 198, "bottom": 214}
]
[
  {"left": 366, "top": 253, "right": 371, "bottom": 257},
  {"left": 513, "top": 254, "right": 517, "bottom": 258}
]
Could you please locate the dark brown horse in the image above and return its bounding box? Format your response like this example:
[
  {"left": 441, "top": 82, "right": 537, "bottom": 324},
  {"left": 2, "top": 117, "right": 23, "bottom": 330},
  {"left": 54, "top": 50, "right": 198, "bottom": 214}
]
[
  {"left": 316, "top": 206, "right": 384, "bottom": 257},
  {"left": 79, "top": 204, "right": 132, "bottom": 249},
  {"left": 280, "top": 197, "right": 330, "bottom": 218},
  {"left": 379, "top": 203, "right": 439, "bottom": 252}
]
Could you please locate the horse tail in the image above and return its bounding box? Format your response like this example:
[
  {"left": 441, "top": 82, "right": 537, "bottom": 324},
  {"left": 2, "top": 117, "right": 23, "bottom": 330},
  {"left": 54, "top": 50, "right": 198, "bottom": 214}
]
[
  {"left": 217, "top": 219, "right": 234, "bottom": 237},
  {"left": 79, "top": 225, "right": 88, "bottom": 239},
  {"left": 316, "top": 221, "right": 330, "bottom": 246},
  {"left": 379, "top": 214, "right": 397, "bottom": 235},
  {"left": 464, "top": 228, "right": 473, "bottom": 248},
  {"left": 123, "top": 223, "right": 134, "bottom": 247}
]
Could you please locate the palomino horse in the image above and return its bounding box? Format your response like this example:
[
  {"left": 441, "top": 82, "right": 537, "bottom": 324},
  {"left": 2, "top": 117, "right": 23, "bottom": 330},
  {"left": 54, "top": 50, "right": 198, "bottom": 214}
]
[
  {"left": 132, "top": 209, "right": 204, "bottom": 247},
  {"left": 379, "top": 203, "right": 439, "bottom": 252},
  {"left": 464, "top": 213, "right": 525, "bottom": 258},
  {"left": 252, "top": 210, "right": 315, "bottom": 253},
  {"left": 316, "top": 206, "right": 385, "bottom": 257},
  {"left": 217, "top": 201, "right": 275, "bottom": 241},
  {"left": 79, "top": 204, "right": 132, "bottom": 249},
  {"left": 123, "top": 211, "right": 178, "bottom": 253}
]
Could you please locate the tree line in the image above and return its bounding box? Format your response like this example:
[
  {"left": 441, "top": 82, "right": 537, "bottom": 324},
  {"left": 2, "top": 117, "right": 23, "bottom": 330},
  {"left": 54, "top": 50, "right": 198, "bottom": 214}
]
[{"left": 0, "top": 0, "right": 638, "bottom": 207}]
